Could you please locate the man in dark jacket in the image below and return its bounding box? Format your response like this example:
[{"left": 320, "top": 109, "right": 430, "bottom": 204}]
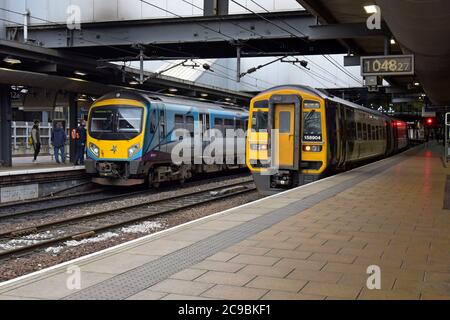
[
  {"left": 51, "top": 122, "right": 66, "bottom": 164},
  {"left": 74, "top": 120, "right": 87, "bottom": 165},
  {"left": 31, "top": 120, "right": 41, "bottom": 163}
]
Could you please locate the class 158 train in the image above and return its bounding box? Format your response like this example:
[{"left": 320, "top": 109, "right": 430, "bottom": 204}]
[
  {"left": 85, "top": 91, "right": 248, "bottom": 186},
  {"left": 246, "top": 85, "right": 408, "bottom": 195}
]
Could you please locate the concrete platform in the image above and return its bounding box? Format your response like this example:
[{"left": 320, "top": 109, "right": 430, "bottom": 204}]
[
  {"left": 0, "top": 156, "right": 87, "bottom": 203},
  {"left": 0, "top": 156, "right": 84, "bottom": 176},
  {"left": 0, "top": 144, "right": 448, "bottom": 300}
]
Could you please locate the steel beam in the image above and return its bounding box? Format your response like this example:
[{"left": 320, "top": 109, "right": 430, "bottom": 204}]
[
  {"left": 308, "top": 23, "right": 389, "bottom": 40},
  {"left": 11, "top": 12, "right": 313, "bottom": 48},
  {"left": 0, "top": 85, "right": 12, "bottom": 167}
]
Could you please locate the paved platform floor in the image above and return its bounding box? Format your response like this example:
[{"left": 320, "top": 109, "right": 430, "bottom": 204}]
[
  {"left": 0, "top": 144, "right": 448, "bottom": 300},
  {"left": 0, "top": 156, "right": 84, "bottom": 176}
]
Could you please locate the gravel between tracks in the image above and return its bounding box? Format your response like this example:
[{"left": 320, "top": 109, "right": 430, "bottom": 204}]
[{"left": 0, "top": 190, "right": 262, "bottom": 282}]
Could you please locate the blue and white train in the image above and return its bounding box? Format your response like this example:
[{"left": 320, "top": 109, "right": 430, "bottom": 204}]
[{"left": 85, "top": 90, "right": 248, "bottom": 186}]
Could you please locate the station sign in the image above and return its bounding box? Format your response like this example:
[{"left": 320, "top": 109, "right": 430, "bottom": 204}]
[{"left": 361, "top": 55, "right": 414, "bottom": 76}]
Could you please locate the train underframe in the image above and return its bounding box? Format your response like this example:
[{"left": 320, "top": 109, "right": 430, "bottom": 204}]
[
  {"left": 252, "top": 170, "right": 324, "bottom": 196},
  {"left": 85, "top": 159, "right": 244, "bottom": 187}
]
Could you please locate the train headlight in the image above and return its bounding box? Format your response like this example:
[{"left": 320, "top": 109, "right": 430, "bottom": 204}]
[
  {"left": 303, "top": 145, "right": 322, "bottom": 152},
  {"left": 250, "top": 144, "right": 268, "bottom": 151},
  {"left": 128, "top": 143, "right": 141, "bottom": 158},
  {"left": 89, "top": 143, "right": 100, "bottom": 157}
]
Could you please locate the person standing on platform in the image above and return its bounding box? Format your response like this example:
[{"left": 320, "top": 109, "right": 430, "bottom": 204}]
[
  {"left": 73, "top": 120, "right": 87, "bottom": 165},
  {"left": 52, "top": 122, "right": 66, "bottom": 164},
  {"left": 31, "top": 120, "right": 41, "bottom": 163}
]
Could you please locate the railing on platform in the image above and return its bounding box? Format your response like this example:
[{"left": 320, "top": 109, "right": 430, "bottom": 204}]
[{"left": 11, "top": 121, "right": 69, "bottom": 157}]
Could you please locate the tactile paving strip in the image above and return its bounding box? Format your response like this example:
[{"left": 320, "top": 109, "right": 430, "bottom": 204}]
[{"left": 64, "top": 155, "right": 408, "bottom": 300}]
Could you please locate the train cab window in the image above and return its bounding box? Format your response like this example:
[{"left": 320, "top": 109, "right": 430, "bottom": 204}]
[
  {"left": 117, "top": 108, "right": 144, "bottom": 133},
  {"left": 303, "top": 111, "right": 322, "bottom": 140},
  {"left": 91, "top": 109, "right": 114, "bottom": 133},
  {"left": 251, "top": 111, "right": 268, "bottom": 133}
]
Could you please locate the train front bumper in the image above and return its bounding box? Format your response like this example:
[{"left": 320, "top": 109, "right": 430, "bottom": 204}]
[{"left": 85, "top": 159, "right": 144, "bottom": 177}]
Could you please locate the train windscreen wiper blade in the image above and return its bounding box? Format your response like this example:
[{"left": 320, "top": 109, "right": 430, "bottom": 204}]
[{"left": 305, "top": 110, "right": 316, "bottom": 121}]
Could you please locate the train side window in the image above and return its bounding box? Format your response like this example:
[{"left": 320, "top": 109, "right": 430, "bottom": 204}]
[
  {"left": 175, "top": 114, "right": 184, "bottom": 123},
  {"left": 236, "top": 119, "right": 242, "bottom": 130},
  {"left": 174, "top": 114, "right": 184, "bottom": 130},
  {"left": 368, "top": 124, "right": 372, "bottom": 140},
  {"left": 224, "top": 118, "right": 234, "bottom": 127},
  {"left": 357, "top": 122, "right": 362, "bottom": 140},
  {"left": 186, "top": 115, "right": 194, "bottom": 137},
  {"left": 150, "top": 110, "right": 157, "bottom": 134},
  {"left": 159, "top": 110, "right": 165, "bottom": 137},
  {"left": 214, "top": 118, "right": 224, "bottom": 135},
  {"left": 363, "top": 123, "right": 367, "bottom": 140}
]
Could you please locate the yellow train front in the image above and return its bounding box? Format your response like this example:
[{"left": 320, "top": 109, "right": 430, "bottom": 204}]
[{"left": 246, "top": 85, "right": 408, "bottom": 195}]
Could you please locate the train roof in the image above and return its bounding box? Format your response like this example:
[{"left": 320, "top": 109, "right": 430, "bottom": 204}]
[
  {"left": 94, "top": 90, "right": 249, "bottom": 115},
  {"left": 257, "top": 85, "right": 391, "bottom": 120}
]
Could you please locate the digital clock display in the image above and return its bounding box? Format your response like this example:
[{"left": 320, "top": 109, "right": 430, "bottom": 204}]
[{"left": 361, "top": 55, "right": 414, "bottom": 76}]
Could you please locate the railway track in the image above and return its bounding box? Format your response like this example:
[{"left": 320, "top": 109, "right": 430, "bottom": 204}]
[
  {"left": 0, "top": 188, "right": 148, "bottom": 220},
  {"left": 0, "top": 180, "right": 256, "bottom": 260},
  {"left": 0, "top": 172, "right": 250, "bottom": 221}
]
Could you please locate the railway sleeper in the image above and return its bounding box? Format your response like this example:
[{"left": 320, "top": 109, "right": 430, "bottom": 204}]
[{"left": 10, "top": 227, "right": 38, "bottom": 237}]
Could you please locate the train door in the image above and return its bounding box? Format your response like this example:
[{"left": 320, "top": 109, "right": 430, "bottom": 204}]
[
  {"left": 201, "top": 113, "right": 210, "bottom": 163},
  {"left": 274, "top": 104, "right": 295, "bottom": 168},
  {"left": 158, "top": 103, "right": 167, "bottom": 153}
]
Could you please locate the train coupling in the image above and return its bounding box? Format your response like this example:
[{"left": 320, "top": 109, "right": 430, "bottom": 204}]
[
  {"left": 270, "top": 171, "right": 292, "bottom": 188},
  {"left": 97, "top": 162, "right": 122, "bottom": 178}
]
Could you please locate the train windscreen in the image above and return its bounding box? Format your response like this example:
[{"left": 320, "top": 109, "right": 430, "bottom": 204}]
[
  {"left": 303, "top": 111, "right": 322, "bottom": 141},
  {"left": 89, "top": 106, "right": 144, "bottom": 140},
  {"left": 251, "top": 111, "right": 268, "bottom": 133}
]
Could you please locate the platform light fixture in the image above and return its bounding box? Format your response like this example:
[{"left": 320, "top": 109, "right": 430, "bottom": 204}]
[
  {"left": 3, "top": 57, "right": 22, "bottom": 65},
  {"left": 129, "top": 80, "right": 139, "bottom": 85},
  {"left": 363, "top": 4, "right": 378, "bottom": 14},
  {"left": 225, "top": 97, "right": 232, "bottom": 101},
  {"left": 74, "top": 70, "right": 87, "bottom": 76},
  {"left": 200, "top": 93, "right": 209, "bottom": 97},
  {"left": 390, "top": 39, "right": 396, "bottom": 45},
  {"left": 169, "top": 88, "right": 178, "bottom": 93},
  {"left": 414, "top": 82, "right": 420, "bottom": 86}
]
